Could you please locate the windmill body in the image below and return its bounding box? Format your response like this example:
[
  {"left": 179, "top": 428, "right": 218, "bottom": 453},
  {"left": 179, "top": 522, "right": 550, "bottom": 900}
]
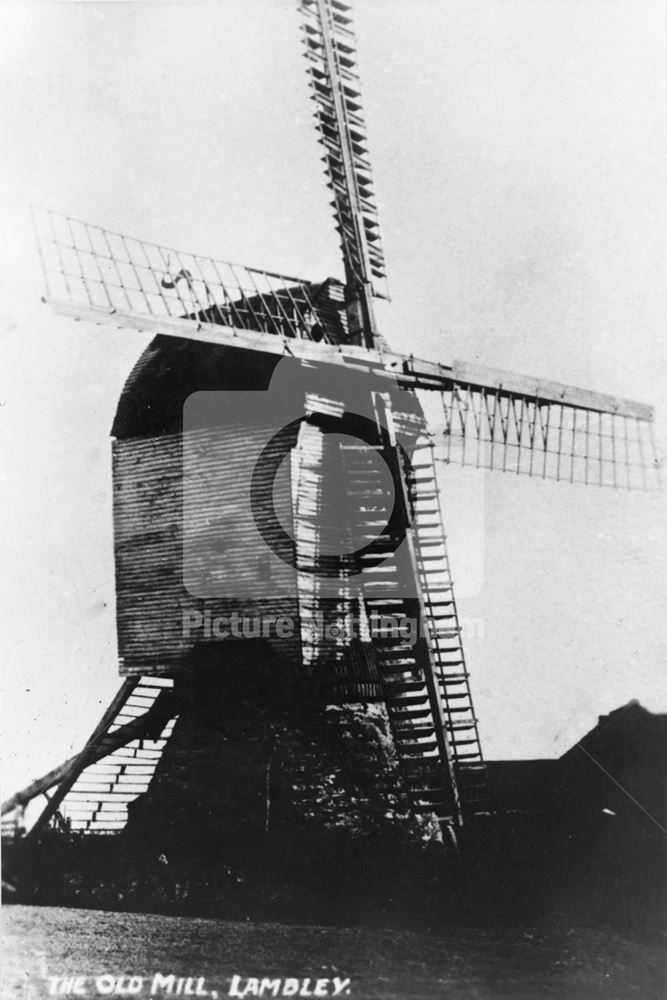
[
  {"left": 109, "top": 294, "right": 478, "bottom": 829},
  {"left": 1, "top": 0, "right": 657, "bottom": 851}
]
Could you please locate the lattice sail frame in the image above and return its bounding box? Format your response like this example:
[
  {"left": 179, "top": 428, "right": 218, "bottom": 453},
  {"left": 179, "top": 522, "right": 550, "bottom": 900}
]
[
  {"left": 298, "top": 0, "right": 387, "bottom": 297},
  {"left": 432, "top": 382, "right": 657, "bottom": 491},
  {"left": 33, "top": 207, "right": 342, "bottom": 344}
]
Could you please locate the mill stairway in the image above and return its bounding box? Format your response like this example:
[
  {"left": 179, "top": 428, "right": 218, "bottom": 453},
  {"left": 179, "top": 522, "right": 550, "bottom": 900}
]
[{"left": 340, "top": 412, "right": 489, "bottom": 830}]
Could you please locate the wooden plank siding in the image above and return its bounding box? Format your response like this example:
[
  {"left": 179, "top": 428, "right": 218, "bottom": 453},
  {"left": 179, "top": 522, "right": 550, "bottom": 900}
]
[{"left": 112, "top": 425, "right": 302, "bottom": 675}]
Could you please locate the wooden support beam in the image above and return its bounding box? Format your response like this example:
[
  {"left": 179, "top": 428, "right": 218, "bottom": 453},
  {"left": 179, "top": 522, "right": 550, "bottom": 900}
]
[
  {"left": 2, "top": 758, "right": 76, "bottom": 816},
  {"left": 47, "top": 298, "right": 653, "bottom": 422},
  {"left": 24, "top": 680, "right": 138, "bottom": 838},
  {"left": 3, "top": 689, "right": 176, "bottom": 818},
  {"left": 449, "top": 359, "right": 654, "bottom": 422}
]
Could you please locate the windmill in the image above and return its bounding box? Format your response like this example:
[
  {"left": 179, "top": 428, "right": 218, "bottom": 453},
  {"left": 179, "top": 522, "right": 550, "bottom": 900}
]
[{"left": 2, "top": 0, "right": 658, "bottom": 851}]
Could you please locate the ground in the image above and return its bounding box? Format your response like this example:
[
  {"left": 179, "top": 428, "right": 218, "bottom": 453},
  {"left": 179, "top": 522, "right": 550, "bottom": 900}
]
[{"left": 4, "top": 905, "right": 667, "bottom": 1000}]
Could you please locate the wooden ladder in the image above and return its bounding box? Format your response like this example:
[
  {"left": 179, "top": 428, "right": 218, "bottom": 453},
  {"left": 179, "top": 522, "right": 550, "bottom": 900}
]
[
  {"left": 340, "top": 405, "right": 490, "bottom": 830},
  {"left": 340, "top": 439, "right": 461, "bottom": 831},
  {"left": 398, "top": 415, "right": 490, "bottom": 819}
]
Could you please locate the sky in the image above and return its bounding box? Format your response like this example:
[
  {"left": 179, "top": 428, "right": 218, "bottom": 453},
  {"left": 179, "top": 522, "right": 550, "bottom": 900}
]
[{"left": 0, "top": 0, "right": 666, "bottom": 797}]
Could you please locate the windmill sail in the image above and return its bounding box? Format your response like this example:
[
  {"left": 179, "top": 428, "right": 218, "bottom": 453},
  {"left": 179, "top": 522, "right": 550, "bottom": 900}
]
[
  {"left": 434, "top": 382, "right": 656, "bottom": 491},
  {"left": 32, "top": 207, "right": 345, "bottom": 344},
  {"left": 405, "top": 359, "right": 658, "bottom": 491},
  {"left": 298, "top": 0, "right": 387, "bottom": 346}
]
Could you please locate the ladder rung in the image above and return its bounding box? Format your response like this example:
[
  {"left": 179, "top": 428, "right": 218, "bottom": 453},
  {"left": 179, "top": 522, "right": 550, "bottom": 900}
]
[
  {"left": 399, "top": 742, "right": 438, "bottom": 755},
  {"left": 408, "top": 788, "right": 451, "bottom": 800},
  {"left": 391, "top": 704, "right": 431, "bottom": 718},
  {"left": 365, "top": 596, "right": 406, "bottom": 605},
  {"left": 378, "top": 656, "right": 417, "bottom": 669},
  {"left": 387, "top": 694, "right": 429, "bottom": 708},
  {"left": 385, "top": 678, "right": 426, "bottom": 693},
  {"left": 379, "top": 662, "right": 420, "bottom": 675},
  {"left": 393, "top": 724, "right": 435, "bottom": 739}
]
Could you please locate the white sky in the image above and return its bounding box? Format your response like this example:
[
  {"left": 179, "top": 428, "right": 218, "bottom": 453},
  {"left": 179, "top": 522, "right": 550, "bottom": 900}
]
[{"left": 1, "top": 1, "right": 666, "bottom": 796}]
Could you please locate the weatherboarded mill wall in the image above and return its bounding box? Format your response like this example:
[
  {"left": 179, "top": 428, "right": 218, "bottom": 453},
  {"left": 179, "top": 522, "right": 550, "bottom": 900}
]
[
  {"left": 111, "top": 336, "right": 304, "bottom": 677},
  {"left": 112, "top": 422, "right": 302, "bottom": 675}
]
